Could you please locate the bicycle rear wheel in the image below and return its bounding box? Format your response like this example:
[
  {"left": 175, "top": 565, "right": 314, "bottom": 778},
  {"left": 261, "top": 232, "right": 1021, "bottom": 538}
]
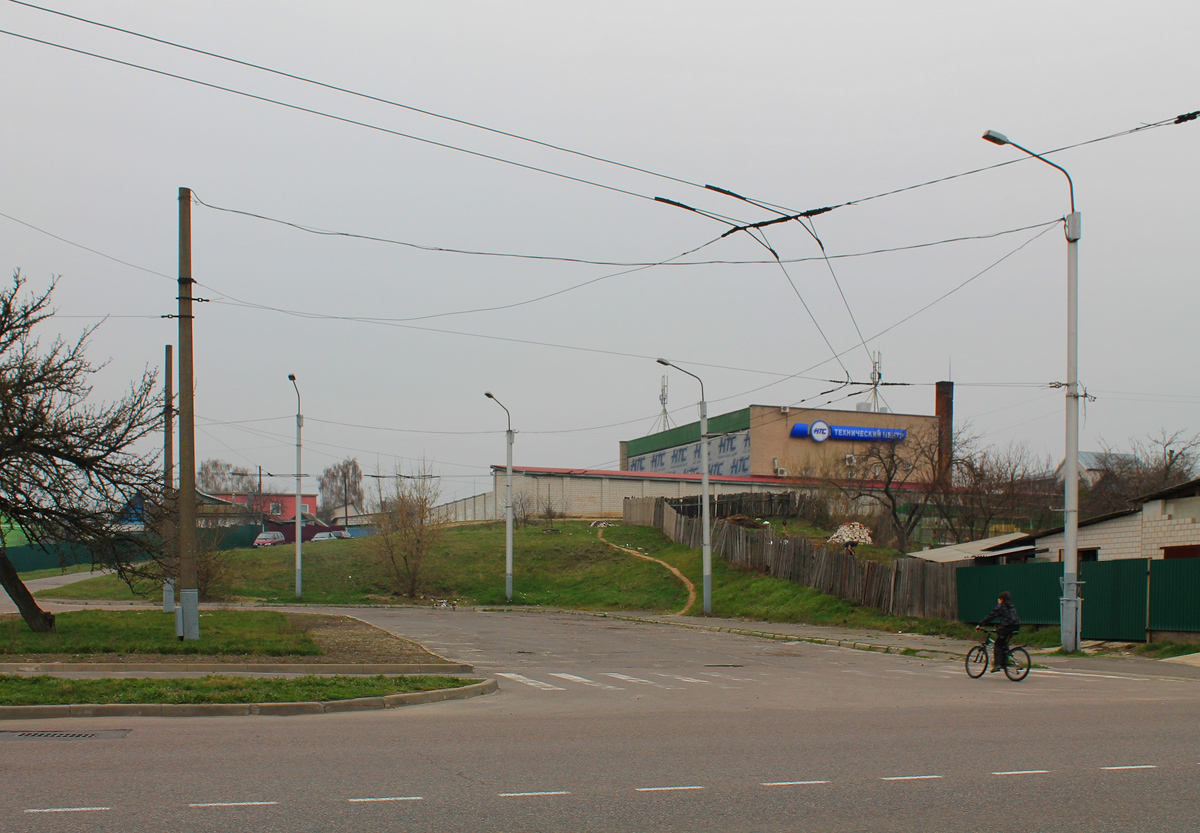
[
  {"left": 1004, "top": 647, "right": 1031, "bottom": 681},
  {"left": 965, "top": 646, "right": 989, "bottom": 678}
]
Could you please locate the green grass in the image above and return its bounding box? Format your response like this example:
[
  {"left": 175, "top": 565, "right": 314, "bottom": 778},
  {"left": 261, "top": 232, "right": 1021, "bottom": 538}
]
[
  {"left": 0, "top": 674, "right": 476, "bottom": 706},
  {"left": 0, "top": 610, "right": 321, "bottom": 656},
  {"left": 1134, "top": 642, "right": 1200, "bottom": 659},
  {"left": 42, "top": 522, "right": 688, "bottom": 612},
  {"left": 16, "top": 562, "right": 100, "bottom": 581},
  {"left": 602, "top": 525, "right": 977, "bottom": 638}
]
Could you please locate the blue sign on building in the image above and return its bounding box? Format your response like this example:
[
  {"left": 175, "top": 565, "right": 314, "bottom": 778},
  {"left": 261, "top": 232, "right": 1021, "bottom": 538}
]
[{"left": 790, "top": 422, "right": 906, "bottom": 442}]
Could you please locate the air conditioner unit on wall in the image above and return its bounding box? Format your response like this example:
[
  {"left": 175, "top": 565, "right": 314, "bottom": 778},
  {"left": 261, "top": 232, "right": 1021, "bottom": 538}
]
[
  {"left": 844, "top": 454, "right": 856, "bottom": 467},
  {"left": 774, "top": 467, "right": 788, "bottom": 477}
]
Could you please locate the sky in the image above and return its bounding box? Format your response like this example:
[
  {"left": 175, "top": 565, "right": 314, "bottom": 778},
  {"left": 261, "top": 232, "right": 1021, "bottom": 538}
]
[{"left": 1, "top": 1, "right": 1196, "bottom": 505}]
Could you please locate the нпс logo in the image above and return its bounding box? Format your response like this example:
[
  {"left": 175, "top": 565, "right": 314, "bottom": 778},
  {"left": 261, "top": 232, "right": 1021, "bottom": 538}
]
[{"left": 810, "top": 420, "right": 831, "bottom": 443}]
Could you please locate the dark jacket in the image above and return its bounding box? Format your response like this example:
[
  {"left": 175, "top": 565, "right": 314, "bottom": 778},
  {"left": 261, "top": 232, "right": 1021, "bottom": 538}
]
[{"left": 979, "top": 600, "right": 1020, "bottom": 633}]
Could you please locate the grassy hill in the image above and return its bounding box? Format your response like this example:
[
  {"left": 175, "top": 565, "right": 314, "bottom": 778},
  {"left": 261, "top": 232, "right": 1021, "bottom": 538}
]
[{"left": 42, "top": 521, "right": 689, "bottom": 612}]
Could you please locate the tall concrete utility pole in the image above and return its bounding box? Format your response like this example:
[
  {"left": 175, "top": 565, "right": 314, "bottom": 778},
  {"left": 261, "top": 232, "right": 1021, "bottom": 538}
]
[
  {"left": 290, "top": 374, "right": 303, "bottom": 598},
  {"left": 162, "top": 344, "right": 175, "bottom": 614},
  {"left": 176, "top": 188, "right": 199, "bottom": 640}
]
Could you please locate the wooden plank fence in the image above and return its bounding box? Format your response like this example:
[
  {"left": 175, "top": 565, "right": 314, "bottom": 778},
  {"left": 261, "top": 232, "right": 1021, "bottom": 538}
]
[{"left": 624, "top": 496, "right": 962, "bottom": 621}]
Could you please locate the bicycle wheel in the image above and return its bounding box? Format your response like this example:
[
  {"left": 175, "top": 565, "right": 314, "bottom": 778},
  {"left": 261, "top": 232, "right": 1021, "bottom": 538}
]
[
  {"left": 965, "top": 646, "right": 989, "bottom": 678},
  {"left": 1004, "top": 647, "right": 1031, "bottom": 681}
]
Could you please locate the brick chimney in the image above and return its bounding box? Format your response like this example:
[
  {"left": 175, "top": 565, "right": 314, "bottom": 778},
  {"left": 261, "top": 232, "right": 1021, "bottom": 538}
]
[{"left": 935, "top": 381, "right": 954, "bottom": 484}]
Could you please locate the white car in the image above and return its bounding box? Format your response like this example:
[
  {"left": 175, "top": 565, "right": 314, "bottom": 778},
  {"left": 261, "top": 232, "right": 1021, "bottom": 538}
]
[{"left": 310, "top": 531, "right": 351, "bottom": 542}]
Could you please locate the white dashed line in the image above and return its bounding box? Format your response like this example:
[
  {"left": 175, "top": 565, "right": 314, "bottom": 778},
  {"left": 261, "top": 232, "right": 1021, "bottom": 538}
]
[
  {"left": 498, "top": 791, "right": 571, "bottom": 797},
  {"left": 603, "top": 673, "right": 677, "bottom": 689},
  {"left": 24, "top": 807, "right": 111, "bottom": 814},
  {"left": 762, "top": 780, "right": 830, "bottom": 786},
  {"left": 347, "top": 796, "right": 423, "bottom": 803},
  {"left": 188, "top": 801, "right": 279, "bottom": 808},
  {"left": 1101, "top": 765, "right": 1157, "bottom": 771},
  {"left": 635, "top": 786, "right": 705, "bottom": 792},
  {"left": 881, "top": 775, "right": 942, "bottom": 781},
  {"left": 548, "top": 673, "right": 624, "bottom": 690},
  {"left": 496, "top": 673, "right": 566, "bottom": 691},
  {"left": 653, "top": 673, "right": 712, "bottom": 684},
  {"left": 993, "top": 770, "right": 1051, "bottom": 776}
]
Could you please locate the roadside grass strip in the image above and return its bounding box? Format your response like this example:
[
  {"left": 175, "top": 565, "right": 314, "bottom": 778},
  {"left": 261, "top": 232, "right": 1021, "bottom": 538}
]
[
  {"left": 0, "top": 674, "right": 476, "bottom": 706},
  {"left": 0, "top": 609, "right": 319, "bottom": 657}
]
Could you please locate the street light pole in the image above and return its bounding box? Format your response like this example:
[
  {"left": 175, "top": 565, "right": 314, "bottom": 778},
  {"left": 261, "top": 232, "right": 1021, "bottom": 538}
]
[
  {"left": 658, "top": 359, "right": 711, "bottom": 614},
  {"left": 983, "top": 129, "right": 1082, "bottom": 652},
  {"left": 485, "top": 392, "right": 514, "bottom": 602},
  {"left": 289, "top": 373, "right": 303, "bottom": 599}
]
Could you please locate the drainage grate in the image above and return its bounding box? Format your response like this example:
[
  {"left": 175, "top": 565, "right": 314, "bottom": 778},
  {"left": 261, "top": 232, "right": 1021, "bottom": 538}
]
[{"left": 0, "top": 730, "right": 131, "bottom": 741}]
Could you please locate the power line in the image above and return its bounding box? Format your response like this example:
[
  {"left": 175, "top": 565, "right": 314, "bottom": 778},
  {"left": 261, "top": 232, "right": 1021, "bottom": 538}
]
[
  {"left": 0, "top": 209, "right": 173, "bottom": 280},
  {"left": 0, "top": 27, "right": 730, "bottom": 214}
]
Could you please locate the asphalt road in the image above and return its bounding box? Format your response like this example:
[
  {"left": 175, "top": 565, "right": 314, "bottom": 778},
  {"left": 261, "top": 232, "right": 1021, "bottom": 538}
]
[{"left": 2, "top": 608, "right": 1198, "bottom": 832}]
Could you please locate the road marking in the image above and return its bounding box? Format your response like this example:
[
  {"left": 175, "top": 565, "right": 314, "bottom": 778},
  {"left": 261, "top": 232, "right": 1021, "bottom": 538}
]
[
  {"left": 1038, "top": 670, "right": 1152, "bottom": 681},
  {"left": 993, "top": 770, "right": 1051, "bottom": 776},
  {"left": 881, "top": 775, "right": 942, "bottom": 781},
  {"left": 653, "top": 673, "right": 712, "bottom": 684},
  {"left": 548, "top": 673, "right": 623, "bottom": 690},
  {"left": 24, "top": 807, "right": 111, "bottom": 814},
  {"left": 188, "top": 801, "right": 279, "bottom": 807},
  {"left": 347, "top": 796, "right": 423, "bottom": 803},
  {"left": 603, "top": 673, "right": 677, "bottom": 689},
  {"left": 636, "top": 786, "right": 705, "bottom": 792},
  {"left": 1101, "top": 765, "right": 1157, "bottom": 770},
  {"left": 762, "top": 780, "right": 830, "bottom": 786},
  {"left": 496, "top": 673, "right": 566, "bottom": 691},
  {"left": 498, "top": 791, "right": 571, "bottom": 797},
  {"left": 701, "top": 671, "right": 757, "bottom": 682}
]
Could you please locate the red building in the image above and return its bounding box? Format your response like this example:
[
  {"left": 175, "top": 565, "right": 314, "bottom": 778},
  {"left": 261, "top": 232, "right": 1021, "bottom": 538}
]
[{"left": 212, "top": 493, "right": 317, "bottom": 521}]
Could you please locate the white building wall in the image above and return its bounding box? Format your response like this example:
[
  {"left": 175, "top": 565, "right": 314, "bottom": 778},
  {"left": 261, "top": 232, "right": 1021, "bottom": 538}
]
[
  {"left": 1141, "top": 496, "right": 1200, "bottom": 559},
  {"left": 1037, "top": 511, "right": 1142, "bottom": 561}
]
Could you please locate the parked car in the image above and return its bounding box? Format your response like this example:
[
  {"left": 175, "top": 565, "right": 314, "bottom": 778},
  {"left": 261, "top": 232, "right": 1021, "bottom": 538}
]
[
  {"left": 253, "top": 531, "right": 286, "bottom": 547},
  {"left": 310, "top": 531, "right": 351, "bottom": 542}
]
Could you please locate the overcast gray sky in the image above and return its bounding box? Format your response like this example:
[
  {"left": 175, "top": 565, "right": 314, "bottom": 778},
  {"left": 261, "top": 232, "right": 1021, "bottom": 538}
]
[{"left": 2, "top": 1, "right": 1196, "bottom": 503}]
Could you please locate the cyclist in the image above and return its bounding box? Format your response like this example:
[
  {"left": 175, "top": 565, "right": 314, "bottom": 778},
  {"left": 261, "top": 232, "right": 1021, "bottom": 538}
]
[{"left": 976, "top": 591, "right": 1020, "bottom": 673}]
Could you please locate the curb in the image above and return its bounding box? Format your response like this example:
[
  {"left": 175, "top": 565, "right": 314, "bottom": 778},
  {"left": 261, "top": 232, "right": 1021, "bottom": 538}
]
[
  {"left": 0, "top": 662, "right": 474, "bottom": 675},
  {"left": 0, "top": 678, "right": 498, "bottom": 720},
  {"left": 596, "top": 613, "right": 950, "bottom": 659}
]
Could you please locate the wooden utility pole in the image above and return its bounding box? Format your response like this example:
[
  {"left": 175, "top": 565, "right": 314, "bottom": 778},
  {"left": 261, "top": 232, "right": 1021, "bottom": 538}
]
[
  {"left": 162, "top": 344, "right": 176, "bottom": 614},
  {"left": 177, "top": 187, "right": 199, "bottom": 640}
]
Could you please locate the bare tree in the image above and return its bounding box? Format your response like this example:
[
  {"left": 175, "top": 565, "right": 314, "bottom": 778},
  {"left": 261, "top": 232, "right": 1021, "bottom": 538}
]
[
  {"left": 1083, "top": 430, "right": 1200, "bottom": 515},
  {"left": 511, "top": 490, "right": 534, "bottom": 529},
  {"left": 826, "top": 428, "right": 940, "bottom": 555},
  {"left": 0, "top": 273, "right": 162, "bottom": 632},
  {"left": 933, "top": 439, "right": 1057, "bottom": 543},
  {"left": 371, "top": 464, "right": 442, "bottom": 598},
  {"left": 197, "top": 459, "right": 255, "bottom": 494},
  {"left": 318, "top": 458, "right": 363, "bottom": 522}
]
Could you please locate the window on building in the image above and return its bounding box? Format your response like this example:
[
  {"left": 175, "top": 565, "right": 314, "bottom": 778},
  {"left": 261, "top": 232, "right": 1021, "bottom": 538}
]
[
  {"left": 270, "top": 502, "right": 282, "bottom": 515},
  {"left": 1078, "top": 548, "right": 1099, "bottom": 562},
  {"left": 1163, "top": 545, "right": 1200, "bottom": 560}
]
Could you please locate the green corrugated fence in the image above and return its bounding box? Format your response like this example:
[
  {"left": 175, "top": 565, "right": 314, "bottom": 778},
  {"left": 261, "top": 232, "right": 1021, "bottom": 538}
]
[
  {"left": 957, "top": 561, "right": 1064, "bottom": 625},
  {"left": 1149, "top": 559, "right": 1200, "bottom": 634},
  {"left": 957, "top": 556, "right": 1200, "bottom": 640}
]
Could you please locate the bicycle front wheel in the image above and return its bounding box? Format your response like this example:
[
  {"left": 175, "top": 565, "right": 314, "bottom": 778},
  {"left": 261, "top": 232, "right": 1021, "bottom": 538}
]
[
  {"left": 965, "top": 646, "right": 989, "bottom": 678},
  {"left": 1004, "top": 647, "right": 1031, "bottom": 681}
]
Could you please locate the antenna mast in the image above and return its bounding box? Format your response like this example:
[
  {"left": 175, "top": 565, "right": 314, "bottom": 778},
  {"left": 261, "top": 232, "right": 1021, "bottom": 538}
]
[{"left": 648, "top": 375, "right": 675, "bottom": 434}]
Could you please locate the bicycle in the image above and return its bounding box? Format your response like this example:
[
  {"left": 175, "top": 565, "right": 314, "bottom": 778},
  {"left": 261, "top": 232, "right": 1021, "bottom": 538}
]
[{"left": 965, "top": 627, "right": 1030, "bottom": 681}]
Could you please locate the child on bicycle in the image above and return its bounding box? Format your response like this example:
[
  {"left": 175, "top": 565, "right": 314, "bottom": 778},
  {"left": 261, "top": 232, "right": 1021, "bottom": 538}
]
[{"left": 976, "top": 591, "right": 1020, "bottom": 672}]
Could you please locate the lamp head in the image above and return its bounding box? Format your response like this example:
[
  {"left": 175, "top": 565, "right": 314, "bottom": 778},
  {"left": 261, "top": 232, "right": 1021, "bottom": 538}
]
[
  {"left": 484, "top": 391, "right": 494, "bottom": 399},
  {"left": 288, "top": 373, "right": 296, "bottom": 382},
  {"left": 982, "top": 130, "right": 1009, "bottom": 146},
  {"left": 656, "top": 358, "right": 671, "bottom": 367}
]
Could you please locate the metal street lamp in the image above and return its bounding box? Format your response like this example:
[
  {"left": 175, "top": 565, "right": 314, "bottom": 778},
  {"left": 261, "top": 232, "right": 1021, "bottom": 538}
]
[
  {"left": 289, "top": 373, "right": 303, "bottom": 598},
  {"left": 983, "top": 129, "right": 1082, "bottom": 652},
  {"left": 657, "top": 359, "right": 712, "bottom": 614},
  {"left": 485, "top": 392, "right": 515, "bottom": 602}
]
